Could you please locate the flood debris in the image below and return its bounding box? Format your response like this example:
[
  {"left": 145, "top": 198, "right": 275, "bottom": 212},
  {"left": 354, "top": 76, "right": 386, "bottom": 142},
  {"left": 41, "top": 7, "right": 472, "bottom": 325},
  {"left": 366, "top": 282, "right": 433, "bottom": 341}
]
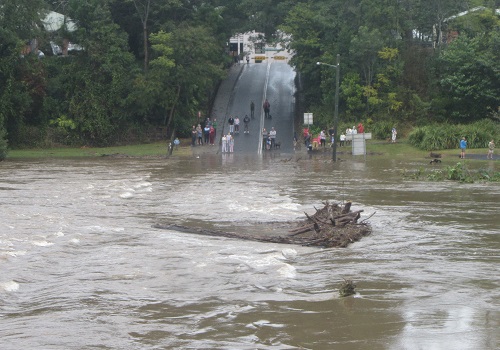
[
  {"left": 339, "top": 279, "right": 356, "bottom": 297},
  {"left": 153, "top": 201, "right": 373, "bottom": 248}
]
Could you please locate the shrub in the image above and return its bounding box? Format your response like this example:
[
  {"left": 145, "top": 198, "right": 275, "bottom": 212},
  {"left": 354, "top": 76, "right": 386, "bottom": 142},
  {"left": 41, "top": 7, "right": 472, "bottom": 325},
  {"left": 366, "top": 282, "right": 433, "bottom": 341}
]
[
  {"left": 370, "top": 120, "right": 394, "bottom": 140},
  {"left": 0, "top": 128, "right": 8, "bottom": 160},
  {"left": 408, "top": 120, "right": 499, "bottom": 150}
]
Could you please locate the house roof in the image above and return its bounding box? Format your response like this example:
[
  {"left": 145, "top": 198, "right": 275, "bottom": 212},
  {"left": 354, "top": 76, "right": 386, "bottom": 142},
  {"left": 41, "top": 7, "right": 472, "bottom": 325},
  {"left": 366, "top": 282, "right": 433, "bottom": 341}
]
[
  {"left": 444, "top": 6, "right": 500, "bottom": 22},
  {"left": 42, "top": 11, "right": 76, "bottom": 32}
]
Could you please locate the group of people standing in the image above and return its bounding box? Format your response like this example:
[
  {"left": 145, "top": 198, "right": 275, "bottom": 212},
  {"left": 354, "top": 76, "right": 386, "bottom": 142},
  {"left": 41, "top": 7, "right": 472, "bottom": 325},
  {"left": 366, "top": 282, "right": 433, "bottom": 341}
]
[
  {"left": 221, "top": 133, "right": 235, "bottom": 153},
  {"left": 459, "top": 137, "right": 495, "bottom": 159},
  {"left": 192, "top": 118, "right": 218, "bottom": 146},
  {"left": 261, "top": 127, "right": 277, "bottom": 150}
]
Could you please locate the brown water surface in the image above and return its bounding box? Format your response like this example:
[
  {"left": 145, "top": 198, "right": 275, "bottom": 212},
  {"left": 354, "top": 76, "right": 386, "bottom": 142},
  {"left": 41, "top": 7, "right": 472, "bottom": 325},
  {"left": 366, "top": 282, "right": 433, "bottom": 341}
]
[{"left": 1, "top": 154, "right": 499, "bottom": 349}]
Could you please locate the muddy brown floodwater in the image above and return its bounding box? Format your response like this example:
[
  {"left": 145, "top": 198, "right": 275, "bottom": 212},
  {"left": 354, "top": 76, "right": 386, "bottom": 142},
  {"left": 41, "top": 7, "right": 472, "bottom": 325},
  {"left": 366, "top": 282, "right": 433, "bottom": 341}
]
[{"left": 1, "top": 154, "right": 499, "bottom": 349}]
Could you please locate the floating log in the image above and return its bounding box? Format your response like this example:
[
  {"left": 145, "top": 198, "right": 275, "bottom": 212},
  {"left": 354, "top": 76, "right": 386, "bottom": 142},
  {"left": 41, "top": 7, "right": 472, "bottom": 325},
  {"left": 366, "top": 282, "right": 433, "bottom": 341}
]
[{"left": 153, "top": 201, "right": 372, "bottom": 248}]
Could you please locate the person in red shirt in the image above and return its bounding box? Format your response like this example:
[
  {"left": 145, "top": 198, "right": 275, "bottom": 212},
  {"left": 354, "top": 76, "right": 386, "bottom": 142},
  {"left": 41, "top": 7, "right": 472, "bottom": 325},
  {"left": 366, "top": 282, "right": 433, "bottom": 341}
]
[
  {"left": 357, "top": 123, "right": 364, "bottom": 133},
  {"left": 209, "top": 126, "right": 215, "bottom": 145}
]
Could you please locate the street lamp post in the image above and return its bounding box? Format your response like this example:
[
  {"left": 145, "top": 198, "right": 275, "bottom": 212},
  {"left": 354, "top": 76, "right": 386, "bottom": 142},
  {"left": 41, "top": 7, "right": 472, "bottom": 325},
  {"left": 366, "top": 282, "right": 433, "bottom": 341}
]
[{"left": 317, "top": 54, "right": 340, "bottom": 162}]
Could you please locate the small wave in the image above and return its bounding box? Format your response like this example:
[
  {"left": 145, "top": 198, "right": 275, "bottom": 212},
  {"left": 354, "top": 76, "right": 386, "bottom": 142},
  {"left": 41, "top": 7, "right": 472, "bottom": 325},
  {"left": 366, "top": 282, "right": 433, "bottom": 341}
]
[
  {"left": 5, "top": 250, "right": 27, "bottom": 257},
  {"left": 120, "top": 192, "right": 134, "bottom": 199},
  {"left": 134, "top": 182, "right": 152, "bottom": 189},
  {"left": 1, "top": 280, "right": 20, "bottom": 292},
  {"left": 32, "top": 240, "right": 54, "bottom": 247}
]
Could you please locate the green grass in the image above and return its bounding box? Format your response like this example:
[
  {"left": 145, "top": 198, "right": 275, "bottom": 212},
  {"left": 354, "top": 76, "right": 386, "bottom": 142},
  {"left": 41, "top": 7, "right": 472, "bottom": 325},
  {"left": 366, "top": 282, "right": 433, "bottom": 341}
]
[
  {"left": 367, "top": 138, "right": 491, "bottom": 159},
  {"left": 5, "top": 138, "right": 493, "bottom": 161},
  {"left": 7, "top": 142, "right": 176, "bottom": 159}
]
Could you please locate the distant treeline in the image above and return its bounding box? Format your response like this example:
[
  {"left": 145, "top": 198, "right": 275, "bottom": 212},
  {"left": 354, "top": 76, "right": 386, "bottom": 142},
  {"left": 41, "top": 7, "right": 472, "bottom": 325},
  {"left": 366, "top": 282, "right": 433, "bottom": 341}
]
[{"left": 1, "top": 0, "right": 499, "bottom": 155}]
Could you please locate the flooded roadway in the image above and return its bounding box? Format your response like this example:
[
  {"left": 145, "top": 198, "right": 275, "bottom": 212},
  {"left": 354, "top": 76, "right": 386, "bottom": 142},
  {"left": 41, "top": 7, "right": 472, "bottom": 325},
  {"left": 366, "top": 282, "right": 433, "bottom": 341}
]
[{"left": 1, "top": 154, "right": 498, "bottom": 349}]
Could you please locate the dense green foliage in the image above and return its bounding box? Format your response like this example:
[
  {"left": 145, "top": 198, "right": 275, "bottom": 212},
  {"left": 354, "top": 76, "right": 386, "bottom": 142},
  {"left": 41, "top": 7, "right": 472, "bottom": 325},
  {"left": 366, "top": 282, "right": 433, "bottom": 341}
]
[
  {"left": 0, "top": 0, "right": 499, "bottom": 149},
  {"left": 281, "top": 0, "right": 500, "bottom": 133},
  {"left": 404, "top": 162, "right": 500, "bottom": 183},
  {"left": 408, "top": 119, "right": 499, "bottom": 150}
]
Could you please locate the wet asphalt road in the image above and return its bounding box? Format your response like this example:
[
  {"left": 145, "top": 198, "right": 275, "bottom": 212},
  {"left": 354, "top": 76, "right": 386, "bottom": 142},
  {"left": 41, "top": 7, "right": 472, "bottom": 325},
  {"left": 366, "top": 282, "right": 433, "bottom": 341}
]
[{"left": 213, "top": 61, "right": 296, "bottom": 155}]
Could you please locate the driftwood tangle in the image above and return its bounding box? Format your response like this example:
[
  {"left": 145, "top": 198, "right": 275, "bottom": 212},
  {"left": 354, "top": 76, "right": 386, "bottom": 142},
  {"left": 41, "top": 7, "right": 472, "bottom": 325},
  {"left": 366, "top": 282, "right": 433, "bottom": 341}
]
[{"left": 153, "top": 201, "right": 372, "bottom": 248}]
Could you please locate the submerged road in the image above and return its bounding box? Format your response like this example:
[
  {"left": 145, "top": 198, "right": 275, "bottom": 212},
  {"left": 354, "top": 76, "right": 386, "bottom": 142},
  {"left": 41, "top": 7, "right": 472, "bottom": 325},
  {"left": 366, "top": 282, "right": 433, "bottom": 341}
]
[{"left": 213, "top": 60, "right": 296, "bottom": 154}]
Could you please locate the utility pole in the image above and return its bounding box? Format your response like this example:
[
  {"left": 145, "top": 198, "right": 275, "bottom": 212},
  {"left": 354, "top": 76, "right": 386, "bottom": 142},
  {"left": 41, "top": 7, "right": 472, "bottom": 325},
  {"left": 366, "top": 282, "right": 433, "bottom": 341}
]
[
  {"left": 333, "top": 54, "right": 340, "bottom": 162},
  {"left": 317, "top": 54, "right": 340, "bottom": 161}
]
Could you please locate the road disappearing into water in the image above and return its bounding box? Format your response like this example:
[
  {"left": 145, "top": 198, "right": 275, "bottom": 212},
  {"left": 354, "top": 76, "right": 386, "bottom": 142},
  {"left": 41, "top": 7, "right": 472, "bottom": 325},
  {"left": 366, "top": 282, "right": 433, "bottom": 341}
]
[{"left": 223, "top": 59, "right": 296, "bottom": 154}]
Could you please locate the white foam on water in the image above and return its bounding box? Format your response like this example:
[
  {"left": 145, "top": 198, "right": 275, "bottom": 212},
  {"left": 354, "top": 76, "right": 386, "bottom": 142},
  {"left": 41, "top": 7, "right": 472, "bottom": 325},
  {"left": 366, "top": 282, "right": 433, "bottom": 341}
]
[
  {"left": 5, "top": 251, "right": 27, "bottom": 257},
  {"left": 119, "top": 192, "right": 134, "bottom": 199},
  {"left": 277, "top": 264, "right": 296, "bottom": 278},
  {"left": 134, "top": 181, "right": 152, "bottom": 189},
  {"left": 32, "top": 240, "right": 54, "bottom": 247},
  {"left": 1, "top": 280, "right": 20, "bottom": 292}
]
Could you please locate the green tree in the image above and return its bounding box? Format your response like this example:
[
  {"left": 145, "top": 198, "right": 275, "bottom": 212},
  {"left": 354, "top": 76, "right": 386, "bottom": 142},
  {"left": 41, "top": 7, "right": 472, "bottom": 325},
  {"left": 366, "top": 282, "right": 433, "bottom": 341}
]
[
  {"left": 59, "top": 0, "right": 137, "bottom": 144},
  {"left": 437, "top": 31, "right": 500, "bottom": 121}
]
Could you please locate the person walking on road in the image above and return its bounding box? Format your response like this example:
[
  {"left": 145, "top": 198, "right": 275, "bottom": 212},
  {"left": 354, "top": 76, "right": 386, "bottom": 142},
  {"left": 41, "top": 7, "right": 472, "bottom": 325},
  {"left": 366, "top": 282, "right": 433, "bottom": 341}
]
[
  {"left": 263, "top": 99, "right": 271, "bottom": 119},
  {"left": 250, "top": 101, "right": 255, "bottom": 119},
  {"left": 487, "top": 139, "right": 495, "bottom": 159},
  {"left": 460, "top": 137, "right": 467, "bottom": 159},
  {"left": 262, "top": 128, "right": 267, "bottom": 149},
  {"left": 243, "top": 115, "right": 250, "bottom": 133}
]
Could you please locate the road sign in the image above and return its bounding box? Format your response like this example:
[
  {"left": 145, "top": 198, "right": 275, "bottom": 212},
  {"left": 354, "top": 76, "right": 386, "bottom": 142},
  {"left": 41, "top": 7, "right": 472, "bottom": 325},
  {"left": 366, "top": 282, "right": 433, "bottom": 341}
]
[
  {"left": 351, "top": 133, "right": 372, "bottom": 156},
  {"left": 304, "top": 113, "right": 313, "bottom": 125},
  {"left": 254, "top": 56, "right": 266, "bottom": 60},
  {"left": 274, "top": 56, "right": 286, "bottom": 60}
]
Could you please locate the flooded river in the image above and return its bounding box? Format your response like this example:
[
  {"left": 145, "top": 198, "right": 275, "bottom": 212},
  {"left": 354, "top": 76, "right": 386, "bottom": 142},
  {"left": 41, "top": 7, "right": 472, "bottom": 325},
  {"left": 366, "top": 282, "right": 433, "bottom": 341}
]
[{"left": 1, "top": 154, "right": 499, "bottom": 349}]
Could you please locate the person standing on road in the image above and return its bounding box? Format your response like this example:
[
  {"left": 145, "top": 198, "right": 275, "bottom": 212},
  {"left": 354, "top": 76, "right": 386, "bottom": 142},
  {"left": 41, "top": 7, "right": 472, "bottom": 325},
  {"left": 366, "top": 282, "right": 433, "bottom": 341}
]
[
  {"left": 460, "top": 137, "right": 467, "bottom": 159},
  {"left": 243, "top": 115, "right": 250, "bottom": 133},
  {"left": 228, "top": 116, "right": 235, "bottom": 134},
  {"left": 269, "top": 127, "right": 277, "bottom": 148},
  {"left": 250, "top": 101, "right": 255, "bottom": 119},
  {"left": 191, "top": 125, "right": 197, "bottom": 146},
  {"left": 234, "top": 116, "right": 240, "bottom": 134},
  {"left": 209, "top": 125, "right": 215, "bottom": 145},
  {"left": 212, "top": 118, "right": 218, "bottom": 138},
  {"left": 263, "top": 99, "right": 270, "bottom": 119},
  {"left": 204, "top": 124, "right": 210, "bottom": 144},
  {"left": 262, "top": 128, "right": 267, "bottom": 149},
  {"left": 228, "top": 133, "right": 234, "bottom": 153},
  {"left": 487, "top": 139, "right": 495, "bottom": 159},
  {"left": 320, "top": 130, "right": 326, "bottom": 147},
  {"left": 196, "top": 124, "right": 203, "bottom": 145},
  {"left": 222, "top": 134, "right": 227, "bottom": 153}
]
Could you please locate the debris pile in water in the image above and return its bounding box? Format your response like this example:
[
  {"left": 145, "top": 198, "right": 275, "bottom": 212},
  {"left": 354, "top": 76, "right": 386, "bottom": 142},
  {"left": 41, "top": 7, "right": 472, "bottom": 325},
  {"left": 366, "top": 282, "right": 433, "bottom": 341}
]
[{"left": 154, "top": 201, "right": 372, "bottom": 248}]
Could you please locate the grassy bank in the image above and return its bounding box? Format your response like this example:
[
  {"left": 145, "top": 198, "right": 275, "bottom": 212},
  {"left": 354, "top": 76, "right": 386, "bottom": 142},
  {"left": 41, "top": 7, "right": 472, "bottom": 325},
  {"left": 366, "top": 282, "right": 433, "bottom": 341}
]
[{"left": 5, "top": 138, "right": 494, "bottom": 161}]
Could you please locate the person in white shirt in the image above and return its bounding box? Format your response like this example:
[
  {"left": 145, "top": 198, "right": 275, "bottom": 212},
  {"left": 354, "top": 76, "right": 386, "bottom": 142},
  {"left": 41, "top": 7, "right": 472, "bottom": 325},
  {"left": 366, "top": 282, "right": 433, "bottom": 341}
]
[
  {"left": 269, "top": 127, "right": 277, "bottom": 148},
  {"left": 340, "top": 133, "right": 346, "bottom": 147},
  {"left": 221, "top": 134, "right": 227, "bottom": 153},
  {"left": 234, "top": 116, "right": 240, "bottom": 134}
]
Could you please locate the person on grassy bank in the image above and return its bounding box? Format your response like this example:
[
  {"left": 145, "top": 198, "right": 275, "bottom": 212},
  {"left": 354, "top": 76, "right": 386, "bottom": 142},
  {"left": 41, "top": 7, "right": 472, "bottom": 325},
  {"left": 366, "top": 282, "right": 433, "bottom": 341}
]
[
  {"left": 460, "top": 137, "right": 467, "bottom": 159},
  {"left": 487, "top": 140, "right": 495, "bottom": 159}
]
